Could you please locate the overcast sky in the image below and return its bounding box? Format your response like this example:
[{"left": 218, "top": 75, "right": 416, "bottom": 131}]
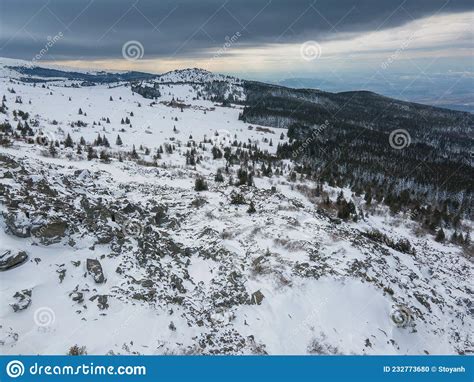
[{"left": 0, "top": 0, "right": 472, "bottom": 80}]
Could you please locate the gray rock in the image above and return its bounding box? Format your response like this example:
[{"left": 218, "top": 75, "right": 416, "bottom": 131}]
[
  {"left": 86, "top": 258, "right": 105, "bottom": 283},
  {"left": 3, "top": 211, "right": 31, "bottom": 238},
  {"left": 97, "top": 295, "right": 109, "bottom": 310},
  {"left": 90, "top": 294, "right": 109, "bottom": 310},
  {"left": 11, "top": 289, "right": 32, "bottom": 312},
  {"left": 250, "top": 290, "right": 265, "bottom": 305},
  {"left": 95, "top": 229, "right": 114, "bottom": 244},
  {"left": 0, "top": 250, "right": 28, "bottom": 271},
  {"left": 141, "top": 279, "right": 154, "bottom": 288},
  {"left": 122, "top": 203, "right": 137, "bottom": 214},
  {"left": 70, "top": 292, "right": 84, "bottom": 304},
  {"left": 152, "top": 205, "right": 168, "bottom": 225},
  {"left": 33, "top": 220, "right": 68, "bottom": 244}
]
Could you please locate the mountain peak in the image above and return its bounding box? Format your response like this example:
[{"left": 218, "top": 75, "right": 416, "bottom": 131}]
[{"left": 156, "top": 67, "right": 239, "bottom": 84}]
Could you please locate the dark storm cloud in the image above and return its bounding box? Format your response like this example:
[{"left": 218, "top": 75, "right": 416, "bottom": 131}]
[{"left": 0, "top": 0, "right": 472, "bottom": 60}]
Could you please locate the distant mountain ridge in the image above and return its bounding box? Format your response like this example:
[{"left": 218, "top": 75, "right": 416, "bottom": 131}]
[{"left": 277, "top": 76, "right": 474, "bottom": 114}]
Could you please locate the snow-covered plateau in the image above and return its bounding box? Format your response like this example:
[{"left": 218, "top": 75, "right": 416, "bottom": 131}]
[{"left": 0, "top": 58, "right": 472, "bottom": 355}]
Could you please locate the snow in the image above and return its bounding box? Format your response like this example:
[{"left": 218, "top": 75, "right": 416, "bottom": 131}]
[{"left": 0, "top": 58, "right": 471, "bottom": 355}]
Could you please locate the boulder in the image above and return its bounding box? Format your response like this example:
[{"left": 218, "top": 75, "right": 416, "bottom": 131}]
[
  {"left": 86, "top": 258, "right": 105, "bottom": 283},
  {"left": 95, "top": 228, "right": 114, "bottom": 244},
  {"left": 122, "top": 203, "right": 137, "bottom": 214},
  {"left": 0, "top": 250, "right": 28, "bottom": 271},
  {"left": 90, "top": 294, "right": 109, "bottom": 310},
  {"left": 70, "top": 292, "right": 84, "bottom": 304},
  {"left": 33, "top": 220, "right": 68, "bottom": 244},
  {"left": 3, "top": 211, "right": 31, "bottom": 238},
  {"left": 141, "top": 279, "right": 154, "bottom": 288},
  {"left": 11, "top": 289, "right": 32, "bottom": 312},
  {"left": 152, "top": 205, "right": 168, "bottom": 226},
  {"left": 250, "top": 290, "right": 265, "bottom": 305}
]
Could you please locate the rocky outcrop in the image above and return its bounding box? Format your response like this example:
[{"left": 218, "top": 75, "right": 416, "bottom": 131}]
[
  {"left": 90, "top": 294, "right": 109, "bottom": 310},
  {"left": 0, "top": 250, "right": 28, "bottom": 271},
  {"left": 32, "top": 220, "right": 68, "bottom": 244},
  {"left": 86, "top": 259, "right": 105, "bottom": 283},
  {"left": 70, "top": 291, "right": 84, "bottom": 304},
  {"left": 250, "top": 290, "right": 264, "bottom": 305},
  {"left": 3, "top": 211, "right": 31, "bottom": 238},
  {"left": 11, "top": 289, "right": 32, "bottom": 312}
]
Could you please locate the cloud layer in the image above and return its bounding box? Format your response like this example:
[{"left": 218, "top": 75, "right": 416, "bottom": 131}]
[{"left": 0, "top": 0, "right": 472, "bottom": 62}]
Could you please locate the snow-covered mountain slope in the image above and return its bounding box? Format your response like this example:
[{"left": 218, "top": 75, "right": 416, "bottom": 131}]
[
  {"left": 156, "top": 68, "right": 240, "bottom": 84},
  {"left": 0, "top": 59, "right": 472, "bottom": 355}
]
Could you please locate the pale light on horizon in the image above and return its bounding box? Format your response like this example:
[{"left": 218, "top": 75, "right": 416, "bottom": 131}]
[{"left": 41, "top": 11, "right": 473, "bottom": 79}]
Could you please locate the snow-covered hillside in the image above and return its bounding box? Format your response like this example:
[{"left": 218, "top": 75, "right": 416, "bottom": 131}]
[
  {"left": 156, "top": 68, "right": 240, "bottom": 84},
  {"left": 0, "top": 59, "right": 472, "bottom": 355}
]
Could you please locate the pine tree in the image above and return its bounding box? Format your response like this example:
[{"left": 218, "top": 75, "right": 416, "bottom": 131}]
[
  {"left": 194, "top": 177, "right": 208, "bottom": 191},
  {"left": 95, "top": 134, "right": 103, "bottom": 146},
  {"left": 212, "top": 146, "right": 223, "bottom": 159},
  {"left": 116, "top": 135, "right": 123, "bottom": 146},
  {"left": 435, "top": 228, "right": 445, "bottom": 242},
  {"left": 49, "top": 141, "right": 57, "bottom": 157},
  {"left": 237, "top": 168, "right": 248, "bottom": 186},
  {"left": 464, "top": 231, "right": 471, "bottom": 245},
  {"left": 78, "top": 108, "right": 83, "bottom": 115},
  {"left": 337, "top": 190, "right": 345, "bottom": 205},
  {"left": 99, "top": 150, "right": 110, "bottom": 162},
  {"left": 364, "top": 189, "right": 372, "bottom": 205},
  {"left": 451, "top": 231, "right": 458, "bottom": 243},
  {"left": 247, "top": 201, "right": 256, "bottom": 214},
  {"left": 247, "top": 172, "right": 254, "bottom": 186},
  {"left": 347, "top": 200, "right": 356, "bottom": 215},
  {"left": 337, "top": 203, "right": 351, "bottom": 220},
  {"left": 215, "top": 169, "right": 224, "bottom": 182},
  {"left": 87, "top": 146, "right": 97, "bottom": 161},
  {"left": 64, "top": 133, "right": 74, "bottom": 148},
  {"left": 131, "top": 145, "right": 139, "bottom": 159}
]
